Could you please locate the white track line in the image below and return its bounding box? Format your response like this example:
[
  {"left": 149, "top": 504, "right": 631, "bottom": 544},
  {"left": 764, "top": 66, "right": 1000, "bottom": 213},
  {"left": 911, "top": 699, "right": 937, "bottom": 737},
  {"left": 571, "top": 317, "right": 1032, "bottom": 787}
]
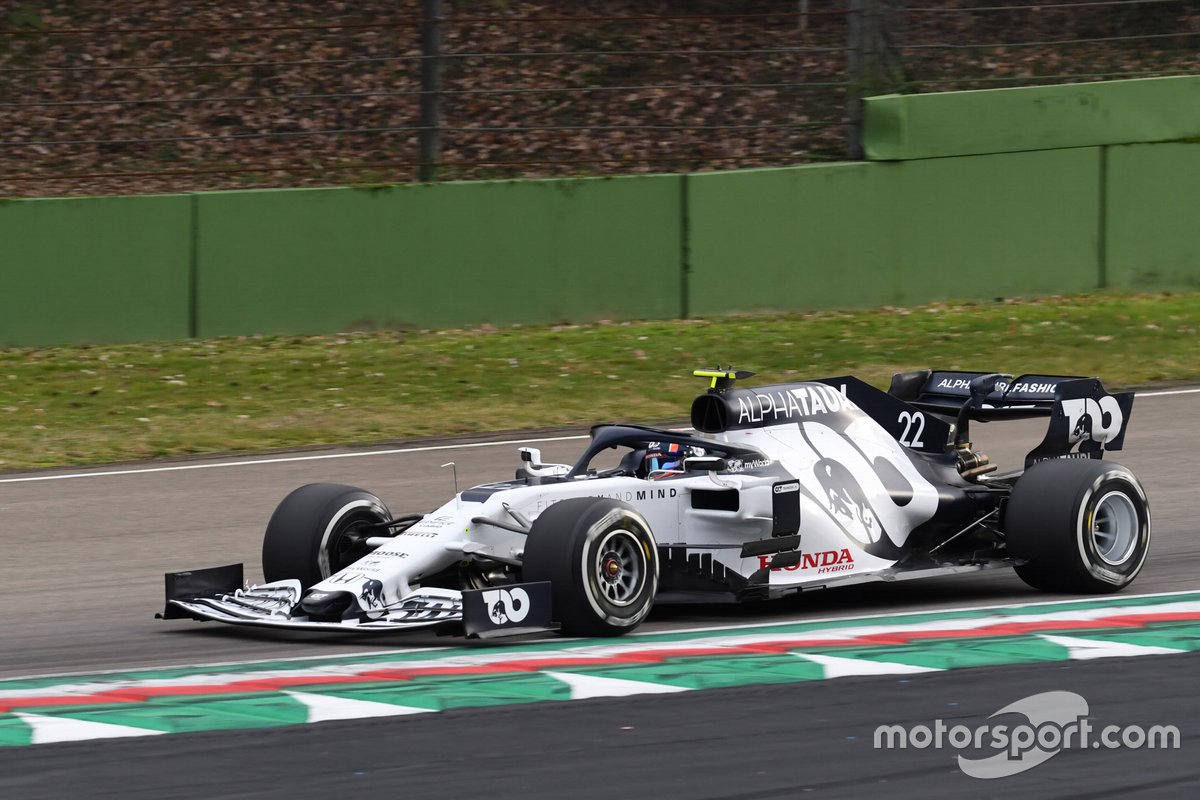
[
  {"left": 0, "top": 434, "right": 589, "bottom": 484},
  {"left": 2, "top": 386, "right": 1196, "bottom": 485},
  {"left": 1137, "top": 387, "right": 1200, "bottom": 397}
]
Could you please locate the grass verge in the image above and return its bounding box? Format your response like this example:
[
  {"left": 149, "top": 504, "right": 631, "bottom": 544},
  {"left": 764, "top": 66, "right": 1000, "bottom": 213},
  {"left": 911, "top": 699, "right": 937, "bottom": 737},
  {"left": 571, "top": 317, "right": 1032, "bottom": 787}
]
[{"left": 2, "top": 292, "right": 1198, "bottom": 470}]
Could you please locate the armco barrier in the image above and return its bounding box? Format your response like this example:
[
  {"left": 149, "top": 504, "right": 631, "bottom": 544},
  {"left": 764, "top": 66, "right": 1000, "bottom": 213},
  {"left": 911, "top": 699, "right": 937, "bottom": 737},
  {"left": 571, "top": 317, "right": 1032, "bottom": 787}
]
[
  {"left": 687, "top": 148, "right": 1102, "bottom": 315},
  {"left": 863, "top": 75, "right": 1200, "bottom": 161},
  {"left": 0, "top": 195, "right": 192, "bottom": 346},
  {"left": 1105, "top": 142, "right": 1200, "bottom": 291},
  {"left": 194, "top": 175, "right": 684, "bottom": 337}
]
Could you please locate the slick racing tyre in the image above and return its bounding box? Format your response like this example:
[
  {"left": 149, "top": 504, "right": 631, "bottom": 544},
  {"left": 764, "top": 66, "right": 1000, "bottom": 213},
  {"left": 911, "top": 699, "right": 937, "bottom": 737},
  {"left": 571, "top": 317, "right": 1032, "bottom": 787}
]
[
  {"left": 523, "top": 498, "right": 658, "bottom": 637},
  {"left": 1005, "top": 460, "right": 1150, "bottom": 593},
  {"left": 262, "top": 483, "right": 391, "bottom": 589}
]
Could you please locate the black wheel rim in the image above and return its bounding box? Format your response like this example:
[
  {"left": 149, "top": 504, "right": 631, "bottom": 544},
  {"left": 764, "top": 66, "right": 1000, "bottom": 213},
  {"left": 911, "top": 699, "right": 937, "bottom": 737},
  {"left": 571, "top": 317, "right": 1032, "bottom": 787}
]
[
  {"left": 1089, "top": 490, "right": 1139, "bottom": 566},
  {"left": 321, "top": 507, "right": 385, "bottom": 576},
  {"left": 593, "top": 528, "right": 647, "bottom": 607}
]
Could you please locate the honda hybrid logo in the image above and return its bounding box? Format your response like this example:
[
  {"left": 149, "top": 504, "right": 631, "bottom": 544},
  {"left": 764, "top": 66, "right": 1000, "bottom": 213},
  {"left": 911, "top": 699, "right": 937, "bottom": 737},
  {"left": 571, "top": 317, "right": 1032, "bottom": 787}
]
[{"left": 482, "top": 587, "right": 531, "bottom": 625}]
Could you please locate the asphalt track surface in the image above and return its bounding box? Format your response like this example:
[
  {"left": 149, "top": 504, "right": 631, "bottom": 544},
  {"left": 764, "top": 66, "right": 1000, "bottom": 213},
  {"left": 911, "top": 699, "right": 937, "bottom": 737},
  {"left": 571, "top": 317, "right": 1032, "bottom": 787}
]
[
  {"left": 2, "top": 653, "right": 1196, "bottom": 799},
  {"left": 0, "top": 387, "right": 1197, "bottom": 796}
]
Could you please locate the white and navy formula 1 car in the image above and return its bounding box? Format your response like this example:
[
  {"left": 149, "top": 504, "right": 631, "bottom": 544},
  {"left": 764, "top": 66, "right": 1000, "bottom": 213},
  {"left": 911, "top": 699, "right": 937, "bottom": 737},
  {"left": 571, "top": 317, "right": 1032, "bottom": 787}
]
[{"left": 161, "top": 368, "right": 1149, "bottom": 639}]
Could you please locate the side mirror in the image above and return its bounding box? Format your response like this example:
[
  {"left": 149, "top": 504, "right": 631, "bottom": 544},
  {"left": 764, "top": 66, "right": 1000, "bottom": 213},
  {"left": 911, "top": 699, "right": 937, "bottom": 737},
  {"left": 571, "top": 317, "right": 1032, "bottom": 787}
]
[
  {"left": 684, "top": 456, "right": 727, "bottom": 472},
  {"left": 516, "top": 446, "right": 570, "bottom": 484}
]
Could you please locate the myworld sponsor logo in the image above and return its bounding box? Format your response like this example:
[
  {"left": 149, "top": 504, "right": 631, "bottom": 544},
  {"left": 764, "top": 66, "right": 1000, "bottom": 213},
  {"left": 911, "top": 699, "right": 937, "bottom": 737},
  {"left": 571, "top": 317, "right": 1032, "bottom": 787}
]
[{"left": 873, "top": 691, "right": 1180, "bottom": 779}]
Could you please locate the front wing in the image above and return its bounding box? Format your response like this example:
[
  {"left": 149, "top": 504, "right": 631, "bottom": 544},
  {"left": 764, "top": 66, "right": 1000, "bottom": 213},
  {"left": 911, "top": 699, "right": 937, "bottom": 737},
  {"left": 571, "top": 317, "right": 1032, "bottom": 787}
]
[{"left": 158, "top": 564, "right": 555, "bottom": 637}]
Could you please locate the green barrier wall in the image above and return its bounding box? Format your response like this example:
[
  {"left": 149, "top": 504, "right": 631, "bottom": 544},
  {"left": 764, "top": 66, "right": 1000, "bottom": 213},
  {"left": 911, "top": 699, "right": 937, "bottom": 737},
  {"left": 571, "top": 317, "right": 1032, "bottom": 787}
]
[
  {"left": 864, "top": 75, "right": 1200, "bottom": 161},
  {"left": 0, "top": 195, "right": 192, "bottom": 346},
  {"left": 3, "top": 77, "right": 1200, "bottom": 347},
  {"left": 688, "top": 148, "right": 1101, "bottom": 315},
  {"left": 1105, "top": 143, "right": 1200, "bottom": 290},
  {"left": 687, "top": 163, "right": 893, "bottom": 312},
  {"left": 194, "top": 175, "right": 683, "bottom": 337}
]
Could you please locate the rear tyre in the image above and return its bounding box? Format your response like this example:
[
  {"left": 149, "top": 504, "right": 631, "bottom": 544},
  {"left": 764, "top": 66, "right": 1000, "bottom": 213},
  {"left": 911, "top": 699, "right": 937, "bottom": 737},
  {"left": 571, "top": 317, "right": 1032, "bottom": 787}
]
[
  {"left": 522, "top": 498, "right": 658, "bottom": 637},
  {"left": 1005, "top": 460, "right": 1150, "bottom": 593},
  {"left": 262, "top": 483, "right": 391, "bottom": 589}
]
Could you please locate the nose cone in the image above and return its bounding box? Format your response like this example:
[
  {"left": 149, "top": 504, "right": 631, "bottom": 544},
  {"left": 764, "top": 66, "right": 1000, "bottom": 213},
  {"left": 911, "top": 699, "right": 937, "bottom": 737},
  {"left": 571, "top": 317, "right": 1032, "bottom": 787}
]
[{"left": 299, "top": 590, "right": 355, "bottom": 620}]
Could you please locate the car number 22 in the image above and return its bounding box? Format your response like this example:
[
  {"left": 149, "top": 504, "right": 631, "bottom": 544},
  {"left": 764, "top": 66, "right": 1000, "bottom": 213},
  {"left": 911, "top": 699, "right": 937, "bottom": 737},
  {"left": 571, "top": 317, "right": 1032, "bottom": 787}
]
[{"left": 898, "top": 410, "right": 925, "bottom": 448}]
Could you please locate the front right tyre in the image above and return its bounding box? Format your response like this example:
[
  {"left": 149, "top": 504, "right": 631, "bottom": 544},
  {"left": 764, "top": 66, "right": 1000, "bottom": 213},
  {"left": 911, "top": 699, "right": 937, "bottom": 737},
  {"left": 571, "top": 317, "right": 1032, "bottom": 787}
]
[{"left": 261, "top": 483, "right": 391, "bottom": 589}]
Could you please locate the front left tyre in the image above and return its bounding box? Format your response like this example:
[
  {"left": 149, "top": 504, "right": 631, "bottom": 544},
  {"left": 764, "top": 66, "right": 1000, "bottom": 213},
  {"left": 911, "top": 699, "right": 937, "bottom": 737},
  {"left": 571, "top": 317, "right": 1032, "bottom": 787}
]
[
  {"left": 522, "top": 497, "right": 659, "bottom": 637},
  {"left": 262, "top": 483, "right": 391, "bottom": 589}
]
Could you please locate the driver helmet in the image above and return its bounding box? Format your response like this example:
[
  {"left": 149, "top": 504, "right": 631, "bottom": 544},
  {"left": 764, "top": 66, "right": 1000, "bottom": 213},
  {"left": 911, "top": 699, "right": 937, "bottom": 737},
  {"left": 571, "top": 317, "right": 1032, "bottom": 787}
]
[{"left": 641, "top": 442, "right": 688, "bottom": 478}]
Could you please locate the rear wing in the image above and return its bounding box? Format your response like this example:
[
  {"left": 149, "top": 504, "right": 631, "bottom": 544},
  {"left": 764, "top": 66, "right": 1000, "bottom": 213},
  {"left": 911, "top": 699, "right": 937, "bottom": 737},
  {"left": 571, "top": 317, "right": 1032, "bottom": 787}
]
[
  {"left": 891, "top": 371, "right": 1083, "bottom": 419},
  {"left": 886, "top": 370, "right": 1134, "bottom": 466}
]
